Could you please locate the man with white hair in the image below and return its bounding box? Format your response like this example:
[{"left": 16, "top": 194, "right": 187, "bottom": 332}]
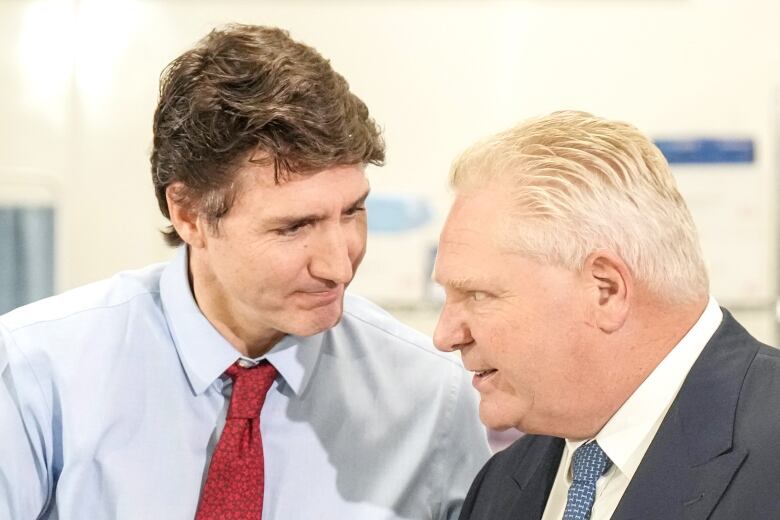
[{"left": 433, "top": 111, "right": 780, "bottom": 520}]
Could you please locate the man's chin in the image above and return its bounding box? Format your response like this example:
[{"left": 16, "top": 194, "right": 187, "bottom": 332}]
[
  {"left": 290, "top": 304, "right": 344, "bottom": 337},
  {"left": 479, "top": 402, "right": 521, "bottom": 432},
  {"left": 481, "top": 417, "right": 517, "bottom": 433}
]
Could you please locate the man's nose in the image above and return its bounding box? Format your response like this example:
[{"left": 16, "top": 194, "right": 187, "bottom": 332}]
[
  {"left": 309, "top": 225, "right": 354, "bottom": 285},
  {"left": 433, "top": 302, "right": 472, "bottom": 352}
]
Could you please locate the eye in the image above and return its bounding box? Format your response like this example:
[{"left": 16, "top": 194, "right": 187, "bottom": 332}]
[
  {"left": 276, "top": 221, "right": 309, "bottom": 236},
  {"left": 471, "top": 291, "right": 488, "bottom": 302}
]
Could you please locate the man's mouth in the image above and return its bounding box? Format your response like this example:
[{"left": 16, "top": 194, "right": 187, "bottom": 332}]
[
  {"left": 471, "top": 367, "right": 498, "bottom": 390},
  {"left": 296, "top": 286, "right": 343, "bottom": 307}
]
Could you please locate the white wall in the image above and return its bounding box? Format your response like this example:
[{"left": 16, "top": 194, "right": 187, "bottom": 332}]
[{"left": 2, "top": 0, "right": 780, "bottom": 340}]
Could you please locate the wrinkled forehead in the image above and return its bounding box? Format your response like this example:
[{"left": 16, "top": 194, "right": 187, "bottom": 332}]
[
  {"left": 436, "top": 190, "right": 510, "bottom": 273},
  {"left": 442, "top": 183, "right": 517, "bottom": 242},
  {"left": 241, "top": 159, "right": 366, "bottom": 191}
]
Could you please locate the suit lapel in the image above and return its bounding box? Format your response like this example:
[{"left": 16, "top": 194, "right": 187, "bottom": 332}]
[
  {"left": 507, "top": 436, "right": 565, "bottom": 520},
  {"left": 612, "top": 310, "right": 756, "bottom": 520}
]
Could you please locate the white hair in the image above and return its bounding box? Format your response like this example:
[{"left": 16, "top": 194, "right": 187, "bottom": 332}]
[{"left": 450, "top": 110, "right": 708, "bottom": 302}]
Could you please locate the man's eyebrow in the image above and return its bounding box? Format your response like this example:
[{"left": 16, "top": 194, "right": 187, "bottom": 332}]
[
  {"left": 343, "top": 189, "right": 371, "bottom": 211},
  {"left": 266, "top": 188, "right": 371, "bottom": 228},
  {"left": 449, "top": 277, "right": 478, "bottom": 290},
  {"left": 436, "top": 276, "right": 481, "bottom": 291}
]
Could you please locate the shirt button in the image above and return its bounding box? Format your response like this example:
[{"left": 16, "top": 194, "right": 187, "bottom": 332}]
[{"left": 237, "top": 359, "right": 254, "bottom": 368}]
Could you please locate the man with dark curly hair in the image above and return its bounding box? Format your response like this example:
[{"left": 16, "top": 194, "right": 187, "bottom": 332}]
[{"left": 0, "top": 25, "right": 489, "bottom": 519}]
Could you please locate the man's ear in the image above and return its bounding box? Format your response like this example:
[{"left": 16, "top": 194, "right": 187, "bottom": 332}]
[
  {"left": 166, "top": 182, "right": 206, "bottom": 248},
  {"left": 581, "top": 249, "right": 632, "bottom": 333}
]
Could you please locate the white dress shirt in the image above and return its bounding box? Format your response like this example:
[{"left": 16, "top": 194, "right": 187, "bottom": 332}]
[
  {"left": 542, "top": 297, "right": 723, "bottom": 520},
  {"left": 0, "top": 246, "right": 491, "bottom": 519}
]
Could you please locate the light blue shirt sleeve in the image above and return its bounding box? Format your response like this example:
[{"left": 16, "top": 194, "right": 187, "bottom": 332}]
[{"left": 0, "top": 324, "right": 51, "bottom": 518}]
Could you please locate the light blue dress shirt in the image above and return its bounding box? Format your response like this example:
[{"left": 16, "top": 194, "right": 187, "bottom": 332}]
[{"left": 0, "top": 247, "right": 490, "bottom": 519}]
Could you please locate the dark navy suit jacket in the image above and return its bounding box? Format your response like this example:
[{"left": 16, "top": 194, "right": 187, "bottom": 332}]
[{"left": 459, "top": 310, "right": 780, "bottom": 520}]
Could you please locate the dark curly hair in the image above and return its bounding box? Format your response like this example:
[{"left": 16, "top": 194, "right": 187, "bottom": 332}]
[{"left": 150, "top": 24, "right": 385, "bottom": 246}]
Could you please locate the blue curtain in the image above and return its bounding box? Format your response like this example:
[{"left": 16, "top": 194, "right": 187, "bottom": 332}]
[{"left": 0, "top": 206, "right": 55, "bottom": 314}]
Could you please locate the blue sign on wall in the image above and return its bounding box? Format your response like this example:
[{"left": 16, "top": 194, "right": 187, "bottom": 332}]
[
  {"left": 365, "top": 193, "right": 433, "bottom": 233},
  {"left": 653, "top": 138, "right": 754, "bottom": 164}
]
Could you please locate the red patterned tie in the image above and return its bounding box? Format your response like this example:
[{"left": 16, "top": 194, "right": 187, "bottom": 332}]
[{"left": 195, "top": 360, "right": 278, "bottom": 520}]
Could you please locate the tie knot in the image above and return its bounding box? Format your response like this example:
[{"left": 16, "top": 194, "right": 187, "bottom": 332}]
[
  {"left": 571, "top": 441, "right": 612, "bottom": 484},
  {"left": 225, "top": 361, "right": 278, "bottom": 419}
]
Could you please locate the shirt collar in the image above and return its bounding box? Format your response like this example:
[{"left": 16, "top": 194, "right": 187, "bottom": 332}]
[
  {"left": 262, "top": 331, "right": 323, "bottom": 396},
  {"left": 562, "top": 296, "right": 723, "bottom": 482},
  {"left": 160, "top": 246, "right": 323, "bottom": 396}
]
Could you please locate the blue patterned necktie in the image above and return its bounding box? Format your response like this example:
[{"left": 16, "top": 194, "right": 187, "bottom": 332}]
[{"left": 562, "top": 441, "right": 613, "bottom": 520}]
